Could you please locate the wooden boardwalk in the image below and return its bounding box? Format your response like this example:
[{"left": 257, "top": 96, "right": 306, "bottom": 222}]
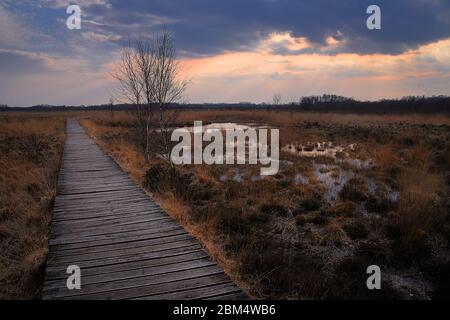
[{"left": 43, "top": 119, "right": 245, "bottom": 300}]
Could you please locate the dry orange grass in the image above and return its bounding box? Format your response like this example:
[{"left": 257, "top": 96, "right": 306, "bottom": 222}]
[
  {"left": 373, "top": 145, "right": 399, "bottom": 170},
  {"left": 0, "top": 119, "right": 62, "bottom": 136},
  {"left": 0, "top": 115, "right": 65, "bottom": 299},
  {"left": 177, "top": 109, "right": 450, "bottom": 126},
  {"left": 46, "top": 108, "right": 450, "bottom": 129},
  {"left": 397, "top": 165, "right": 445, "bottom": 243},
  {"left": 370, "top": 137, "right": 447, "bottom": 248}
]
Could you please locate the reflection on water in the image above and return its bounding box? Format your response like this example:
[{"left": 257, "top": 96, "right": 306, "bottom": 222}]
[
  {"left": 220, "top": 168, "right": 244, "bottom": 182},
  {"left": 365, "top": 176, "right": 377, "bottom": 193},
  {"left": 311, "top": 161, "right": 398, "bottom": 203},
  {"left": 211, "top": 135, "right": 399, "bottom": 205},
  {"left": 251, "top": 175, "right": 264, "bottom": 182},
  {"left": 294, "top": 174, "right": 309, "bottom": 185},
  {"left": 338, "top": 158, "right": 375, "bottom": 170},
  {"left": 233, "top": 170, "right": 244, "bottom": 182},
  {"left": 182, "top": 122, "right": 269, "bottom": 132},
  {"left": 312, "top": 161, "right": 352, "bottom": 201},
  {"left": 216, "top": 159, "right": 399, "bottom": 205},
  {"left": 282, "top": 142, "right": 345, "bottom": 158}
]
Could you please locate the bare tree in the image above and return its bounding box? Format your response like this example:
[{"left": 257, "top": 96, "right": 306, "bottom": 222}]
[
  {"left": 113, "top": 44, "right": 143, "bottom": 105},
  {"left": 109, "top": 97, "right": 115, "bottom": 120},
  {"left": 112, "top": 43, "right": 148, "bottom": 154},
  {"left": 113, "top": 32, "right": 189, "bottom": 163},
  {"left": 151, "top": 32, "right": 189, "bottom": 164},
  {"left": 272, "top": 93, "right": 283, "bottom": 105}
]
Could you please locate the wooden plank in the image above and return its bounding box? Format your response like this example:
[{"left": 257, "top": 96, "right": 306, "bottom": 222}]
[
  {"left": 48, "top": 225, "right": 186, "bottom": 247},
  {"left": 49, "top": 218, "right": 180, "bottom": 240},
  {"left": 204, "top": 292, "right": 249, "bottom": 300},
  {"left": 45, "top": 258, "right": 218, "bottom": 290},
  {"left": 43, "top": 119, "right": 246, "bottom": 300},
  {"left": 44, "top": 265, "right": 225, "bottom": 299},
  {"left": 45, "top": 245, "right": 203, "bottom": 274},
  {"left": 52, "top": 204, "right": 163, "bottom": 217},
  {"left": 47, "top": 240, "right": 201, "bottom": 265},
  {"left": 47, "top": 233, "right": 195, "bottom": 258},
  {"left": 134, "top": 282, "right": 242, "bottom": 300},
  {"left": 45, "top": 250, "right": 210, "bottom": 280},
  {"left": 48, "top": 271, "right": 231, "bottom": 300},
  {"left": 49, "top": 228, "right": 189, "bottom": 251}
]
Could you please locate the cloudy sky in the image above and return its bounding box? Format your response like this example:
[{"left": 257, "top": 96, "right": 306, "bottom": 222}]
[{"left": 0, "top": 0, "right": 449, "bottom": 106}]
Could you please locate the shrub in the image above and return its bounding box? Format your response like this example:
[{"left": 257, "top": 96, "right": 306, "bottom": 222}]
[
  {"left": 21, "top": 134, "right": 51, "bottom": 164},
  {"left": 343, "top": 221, "right": 369, "bottom": 239},
  {"left": 365, "top": 194, "right": 395, "bottom": 213},
  {"left": 385, "top": 164, "right": 401, "bottom": 178},
  {"left": 327, "top": 201, "right": 357, "bottom": 217},
  {"left": 396, "top": 192, "right": 445, "bottom": 246},
  {"left": 355, "top": 240, "right": 393, "bottom": 265},
  {"left": 390, "top": 233, "right": 432, "bottom": 265},
  {"left": 431, "top": 149, "right": 450, "bottom": 169},
  {"left": 295, "top": 215, "right": 307, "bottom": 226},
  {"left": 383, "top": 221, "right": 402, "bottom": 240},
  {"left": 143, "top": 163, "right": 171, "bottom": 192},
  {"left": 325, "top": 256, "right": 403, "bottom": 300},
  {"left": 321, "top": 222, "right": 350, "bottom": 246},
  {"left": 423, "top": 260, "right": 450, "bottom": 299},
  {"left": 300, "top": 193, "right": 324, "bottom": 211},
  {"left": 399, "top": 136, "right": 416, "bottom": 147},
  {"left": 259, "top": 203, "right": 291, "bottom": 218},
  {"left": 247, "top": 208, "right": 270, "bottom": 223},
  {"left": 240, "top": 240, "right": 327, "bottom": 299},
  {"left": 224, "top": 180, "right": 247, "bottom": 200},
  {"left": 214, "top": 201, "right": 249, "bottom": 236},
  {"left": 339, "top": 177, "right": 369, "bottom": 202}
]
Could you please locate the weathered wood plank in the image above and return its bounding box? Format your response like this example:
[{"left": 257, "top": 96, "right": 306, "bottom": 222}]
[
  {"left": 204, "top": 292, "right": 249, "bottom": 300},
  {"left": 45, "top": 250, "right": 209, "bottom": 280},
  {"left": 134, "top": 282, "right": 242, "bottom": 300},
  {"left": 47, "top": 233, "right": 195, "bottom": 258},
  {"left": 47, "top": 242, "right": 202, "bottom": 267},
  {"left": 49, "top": 219, "right": 180, "bottom": 240},
  {"left": 49, "top": 225, "right": 187, "bottom": 247},
  {"left": 45, "top": 258, "right": 218, "bottom": 290},
  {"left": 44, "top": 265, "right": 226, "bottom": 299},
  {"left": 50, "top": 271, "right": 231, "bottom": 300},
  {"left": 49, "top": 229, "right": 189, "bottom": 251}
]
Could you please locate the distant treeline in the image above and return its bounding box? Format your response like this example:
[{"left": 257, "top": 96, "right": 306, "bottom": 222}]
[
  {"left": 293, "top": 95, "right": 450, "bottom": 114},
  {"left": 1, "top": 95, "right": 449, "bottom": 114}
]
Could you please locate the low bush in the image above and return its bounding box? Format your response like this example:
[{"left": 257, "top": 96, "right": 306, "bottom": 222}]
[
  {"left": 299, "top": 193, "right": 324, "bottom": 211},
  {"left": 339, "top": 177, "right": 369, "bottom": 202},
  {"left": 143, "top": 163, "right": 171, "bottom": 192},
  {"left": 343, "top": 221, "right": 369, "bottom": 240}
]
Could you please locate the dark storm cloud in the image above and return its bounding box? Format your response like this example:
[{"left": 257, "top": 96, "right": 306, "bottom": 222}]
[{"left": 81, "top": 0, "right": 450, "bottom": 56}]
